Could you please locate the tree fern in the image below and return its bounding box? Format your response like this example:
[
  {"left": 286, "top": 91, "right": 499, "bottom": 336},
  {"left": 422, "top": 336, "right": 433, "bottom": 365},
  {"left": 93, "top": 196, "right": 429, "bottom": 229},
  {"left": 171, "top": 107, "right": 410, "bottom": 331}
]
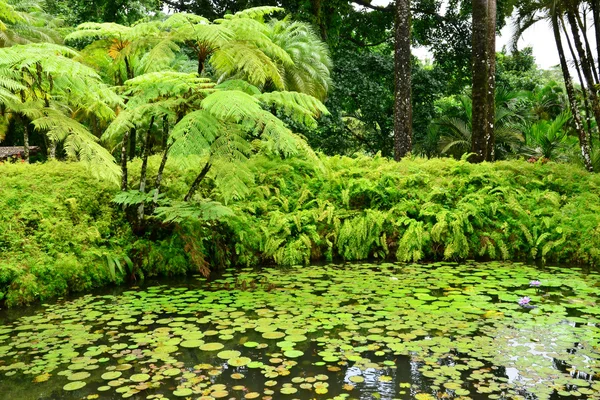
[{"left": 0, "top": 43, "right": 122, "bottom": 178}]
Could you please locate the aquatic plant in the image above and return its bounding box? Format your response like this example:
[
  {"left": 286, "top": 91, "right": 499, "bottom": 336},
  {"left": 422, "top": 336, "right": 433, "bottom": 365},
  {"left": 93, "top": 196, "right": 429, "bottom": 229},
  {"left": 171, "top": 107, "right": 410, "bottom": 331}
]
[
  {"left": 518, "top": 296, "right": 531, "bottom": 306},
  {"left": 0, "top": 261, "right": 597, "bottom": 400}
]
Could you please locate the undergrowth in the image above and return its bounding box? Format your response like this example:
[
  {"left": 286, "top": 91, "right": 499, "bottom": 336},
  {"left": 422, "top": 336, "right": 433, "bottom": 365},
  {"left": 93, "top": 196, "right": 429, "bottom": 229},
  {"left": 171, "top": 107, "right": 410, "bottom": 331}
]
[{"left": 2, "top": 155, "right": 600, "bottom": 306}]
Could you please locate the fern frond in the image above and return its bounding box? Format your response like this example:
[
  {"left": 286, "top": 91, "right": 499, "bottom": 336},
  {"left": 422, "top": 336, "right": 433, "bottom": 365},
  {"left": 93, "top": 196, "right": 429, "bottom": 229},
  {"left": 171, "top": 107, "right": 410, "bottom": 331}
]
[{"left": 155, "top": 200, "right": 233, "bottom": 223}]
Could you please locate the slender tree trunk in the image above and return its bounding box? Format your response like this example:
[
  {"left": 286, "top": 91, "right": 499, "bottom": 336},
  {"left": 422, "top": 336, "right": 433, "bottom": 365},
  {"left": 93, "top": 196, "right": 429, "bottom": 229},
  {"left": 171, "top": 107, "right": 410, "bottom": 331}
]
[
  {"left": 562, "top": 18, "right": 593, "bottom": 137},
  {"left": 197, "top": 53, "right": 207, "bottom": 75},
  {"left": 48, "top": 140, "right": 56, "bottom": 159},
  {"left": 121, "top": 129, "right": 131, "bottom": 191},
  {"left": 137, "top": 117, "right": 155, "bottom": 223},
  {"left": 575, "top": 11, "right": 599, "bottom": 84},
  {"left": 129, "top": 128, "right": 136, "bottom": 160},
  {"left": 471, "top": 0, "right": 490, "bottom": 162},
  {"left": 566, "top": 9, "right": 600, "bottom": 132},
  {"left": 124, "top": 56, "right": 133, "bottom": 80},
  {"left": 22, "top": 118, "right": 30, "bottom": 163},
  {"left": 485, "top": 0, "right": 496, "bottom": 161},
  {"left": 393, "top": 0, "right": 412, "bottom": 161},
  {"left": 591, "top": 0, "right": 600, "bottom": 77},
  {"left": 153, "top": 116, "right": 170, "bottom": 205},
  {"left": 184, "top": 161, "right": 211, "bottom": 202},
  {"left": 311, "top": 0, "right": 328, "bottom": 42},
  {"left": 552, "top": 10, "right": 593, "bottom": 171}
]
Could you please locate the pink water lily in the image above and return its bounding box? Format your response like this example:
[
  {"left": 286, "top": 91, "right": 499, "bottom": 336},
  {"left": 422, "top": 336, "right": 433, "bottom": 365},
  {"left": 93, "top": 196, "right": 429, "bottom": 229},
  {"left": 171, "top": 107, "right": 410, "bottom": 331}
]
[
  {"left": 518, "top": 296, "right": 531, "bottom": 306},
  {"left": 529, "top": 280, "right": 541, "bottom": 287}
]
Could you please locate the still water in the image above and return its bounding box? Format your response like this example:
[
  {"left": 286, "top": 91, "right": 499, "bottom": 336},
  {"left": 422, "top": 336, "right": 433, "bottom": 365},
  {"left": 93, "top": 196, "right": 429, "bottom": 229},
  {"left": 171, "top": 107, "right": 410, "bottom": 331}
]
[{"left": 0, "top": 261, "right": 598, "bottom": 400}]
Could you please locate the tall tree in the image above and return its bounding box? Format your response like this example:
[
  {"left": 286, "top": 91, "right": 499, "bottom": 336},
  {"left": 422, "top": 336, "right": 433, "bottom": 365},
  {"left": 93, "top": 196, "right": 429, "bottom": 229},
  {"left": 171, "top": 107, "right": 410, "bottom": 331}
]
[
  {"left": 551, "top": 4, "right": 593, "bottom": 171},
  {"left": 485, "top": 0, "right": 496, "bottom": 160},
  {"left": 394, "top": 0, "right": 412, "bottom": 160},
  {"left": 514, "top": 0, "right": 594, "bottom": 171},
  {"left": 471, "top": 0, "right": 495, "bottom": 162}
]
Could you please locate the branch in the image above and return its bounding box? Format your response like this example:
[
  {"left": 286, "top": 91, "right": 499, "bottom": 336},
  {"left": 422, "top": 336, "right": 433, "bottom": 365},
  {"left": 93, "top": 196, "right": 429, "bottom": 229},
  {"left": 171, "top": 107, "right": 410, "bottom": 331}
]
[{"left": 351, "top": 0, "right": 392, "bottom": 12}]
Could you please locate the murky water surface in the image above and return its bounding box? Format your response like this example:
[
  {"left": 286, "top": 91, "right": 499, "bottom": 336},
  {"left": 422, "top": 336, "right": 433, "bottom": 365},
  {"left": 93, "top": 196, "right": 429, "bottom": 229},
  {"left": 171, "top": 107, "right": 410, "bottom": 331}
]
[{"left": 0, "top": 262, "right": 599, "bottom": 400}]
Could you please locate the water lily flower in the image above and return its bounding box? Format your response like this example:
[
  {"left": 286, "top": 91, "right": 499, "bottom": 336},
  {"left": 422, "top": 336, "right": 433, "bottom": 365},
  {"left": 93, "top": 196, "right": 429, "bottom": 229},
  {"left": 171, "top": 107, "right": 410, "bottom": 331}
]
[
  {"left": 529, "top": 280, "right": 541, "bottom": 287},
  {"left": 518, "top": 296, "right": 531, "bottom": 306}
]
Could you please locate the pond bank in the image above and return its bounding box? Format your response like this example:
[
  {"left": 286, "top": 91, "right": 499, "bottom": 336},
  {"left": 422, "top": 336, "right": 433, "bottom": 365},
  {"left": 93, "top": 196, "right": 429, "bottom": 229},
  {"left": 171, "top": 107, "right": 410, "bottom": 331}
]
[{"left": 2, "top": 156, "right": 600, "bottom": 306}]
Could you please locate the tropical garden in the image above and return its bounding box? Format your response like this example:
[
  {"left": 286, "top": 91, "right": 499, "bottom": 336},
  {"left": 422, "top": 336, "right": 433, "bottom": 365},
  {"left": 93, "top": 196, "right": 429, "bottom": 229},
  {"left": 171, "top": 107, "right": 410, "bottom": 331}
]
[{"left": 1, "top": 0, "right": 600, "bottom": 399}]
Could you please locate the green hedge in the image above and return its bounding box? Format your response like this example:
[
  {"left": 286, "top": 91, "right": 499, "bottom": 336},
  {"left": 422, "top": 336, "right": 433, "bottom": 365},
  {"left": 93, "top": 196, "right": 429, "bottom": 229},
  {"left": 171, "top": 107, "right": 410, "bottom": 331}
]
[{"left": 2, "top": 156, "right": 600, "bottom": 306}]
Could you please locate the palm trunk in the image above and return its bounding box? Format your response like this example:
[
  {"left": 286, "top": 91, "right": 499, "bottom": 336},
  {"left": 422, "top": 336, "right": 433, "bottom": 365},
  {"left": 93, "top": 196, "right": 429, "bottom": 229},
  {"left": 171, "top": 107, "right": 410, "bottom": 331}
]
[
  {"left": 591, "top": 0, "right": 600, "bottom": 77},
  {"left": 471, "top": 0, "right": 490, "bottom": 162},
  {"left": 552, "top": 10, "right": 593, "bottom": 172},
  {"left": 393, "top": 0, "right": 412, "bottom": 161},
  {"left": 562, "top": 18, "right": 593, "bottom": 138},
  {"left": 121, "top": 129, "right": 131, "bottom": 191},
  {"left": 485, "top": 0, "right": 496, "bottom": 161},
  {"left": 137, "top": 117, "right": 155, "bottom": 223},
  {"left": 184, "top": 161, "right": 211, "bottom": 202},
  {"left": 575, "top": 10, "right": 599, "bottom": 84},
  {"left": 566, "top": 9, "right": 600, "bottom": 133}
]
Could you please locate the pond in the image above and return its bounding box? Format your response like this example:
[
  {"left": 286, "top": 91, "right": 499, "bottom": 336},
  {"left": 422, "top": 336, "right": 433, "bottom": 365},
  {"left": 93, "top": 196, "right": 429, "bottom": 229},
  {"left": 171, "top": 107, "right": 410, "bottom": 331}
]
[{"left": 0, "top": 261, "right": 599, "bottom": 400}]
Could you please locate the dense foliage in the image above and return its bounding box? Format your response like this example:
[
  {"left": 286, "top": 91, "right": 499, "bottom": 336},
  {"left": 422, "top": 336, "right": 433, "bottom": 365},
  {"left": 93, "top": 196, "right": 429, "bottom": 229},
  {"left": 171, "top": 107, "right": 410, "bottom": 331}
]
[
  {"left": 2, "top": 0, "right": 600, "bottom": 307},
  {"left": 3, "top": 156, "right": 600, "bottom": 306}
]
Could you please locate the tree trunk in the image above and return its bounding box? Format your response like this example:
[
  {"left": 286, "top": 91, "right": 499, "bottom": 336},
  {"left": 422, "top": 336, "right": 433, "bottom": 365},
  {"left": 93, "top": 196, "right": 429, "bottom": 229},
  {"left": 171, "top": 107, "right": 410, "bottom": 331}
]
[
  {"left": 311, "top": 0, "right": 328, "bottom": 42},
  {"left": 124, "top": 56, "right": 133, "bottom": 80},
  {"left": 137, "top": 117, "right": 155, "bottom": 223},
  {"left": 471, "top": 0, "right": 490, "bottom": 162},
  {"left": 198, "top": 53, "right": 207, "bottom": 75},
  {"left": 566, "top": 9, "right": 600, "bottom": 133},
  {"left": 184, "top": 161, "right": 212, "bottom": 202},
  {"left": 393, "top": 0, "right": 412, "bottom": 161},
  {"left": 591, "top": 0, "right": 600, "bottom": 78},
  {"left": 552, "top": 10, "right": 593, "bottom": 172},
  {"left": 129, "top": 127, "right": 136, "bottom": 160},
  {"left": 48, "top": 140, "right": 56, "bottom": 159},
  {"left": 562, "top": 17, "right": 593, "bottom": 137},
  {"left": 121, "top": 129, "right": 131, "bottom": 191},
  {"left": 153, "top": 116, "right": 171, "bottom": 205},
  {"left": 23, "top": 118, "right": 30, "bottom": 163},
  {"left": 485, "top": 0, "right": 496, "bottom": 161},
  {"left": 574, "top": 9, "right": 599, "bottom": 84}
]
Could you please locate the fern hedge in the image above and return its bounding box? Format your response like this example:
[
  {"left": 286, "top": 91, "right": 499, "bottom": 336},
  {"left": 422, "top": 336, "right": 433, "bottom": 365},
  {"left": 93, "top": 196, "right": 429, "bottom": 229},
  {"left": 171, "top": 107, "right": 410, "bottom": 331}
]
[{"left": 2, "top": 156, "right": 600, "bottom": 306}]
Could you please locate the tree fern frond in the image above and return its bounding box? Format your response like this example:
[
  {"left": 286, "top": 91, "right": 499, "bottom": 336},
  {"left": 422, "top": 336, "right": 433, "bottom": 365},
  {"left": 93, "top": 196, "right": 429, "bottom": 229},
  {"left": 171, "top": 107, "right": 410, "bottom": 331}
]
[
  {"left": 155, "top": 200, "right": 233, "bottom": 222},
  {"left": 169, "top": 109, "right": 223, "bottom": 157},
  {"left": 257, "top": 90, "right": 328, "bottom": 129},
  {"left": 224, "top": 6, "right": 284, "bottom": 21},
  {"left": 216, "top": 79, "right": 261, "bottom": 95}
]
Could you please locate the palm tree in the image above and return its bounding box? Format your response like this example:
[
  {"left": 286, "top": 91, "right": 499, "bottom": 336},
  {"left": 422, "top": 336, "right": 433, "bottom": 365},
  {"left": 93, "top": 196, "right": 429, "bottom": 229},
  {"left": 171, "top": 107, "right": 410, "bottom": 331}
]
[
  {"left": 393, "top": 0, "right": 412, "bottom": 161},
  {"left": 523, "top": 111, "right": 575, "bottom": 161},
  {"left": 471, "top": 0, "right": 496, "bottom": 163},
  {"left": 437, "top": 92, "right": 524, "bottom": 159},
  {"left": 513, "top": 0, "right": 593, "bottom": 171}
]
